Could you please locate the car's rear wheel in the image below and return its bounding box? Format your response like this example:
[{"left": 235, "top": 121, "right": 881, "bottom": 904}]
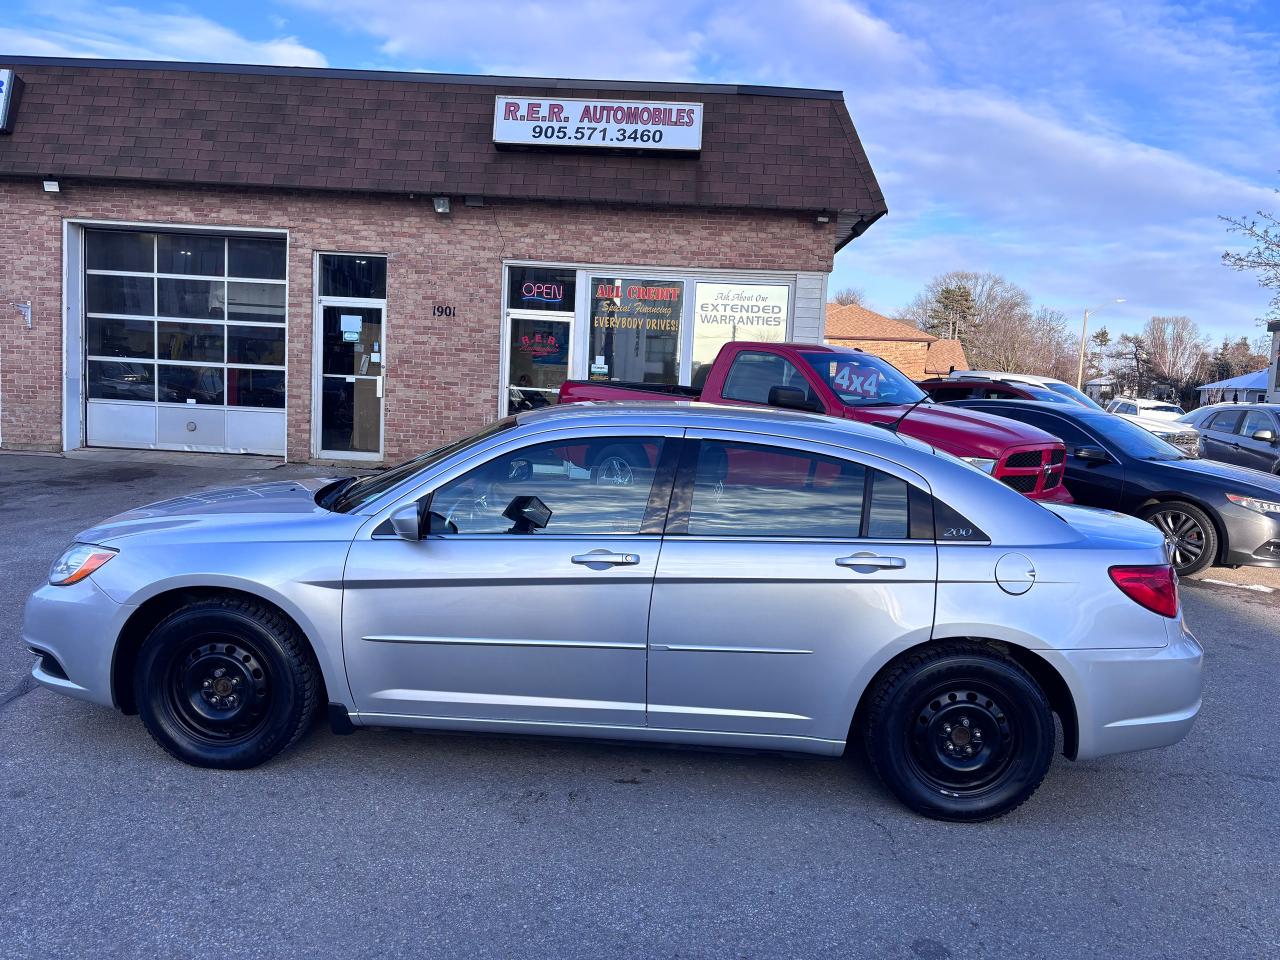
[
  {"left": 1138, "top": 501, "right": 1217, "bottom": 577},
  {"left": 135, "top": 597, "right": 319, "bottom": 769},
  {"left": 863, "top": 642, "right": 1054, "bottom": 822}
]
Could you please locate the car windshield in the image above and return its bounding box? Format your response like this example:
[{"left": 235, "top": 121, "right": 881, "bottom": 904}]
[
  {"left": 1045, "top": 381, "right": 1105, "bottom": 410},
  {"left": 1146, "top": 403, "right": 1186, "bottom": 416},
  {"left": 1085, "top": 413, "right": 1186, "bottom": 460},
  {"left": 799, "top": 351, "right": 927, "bottom": 407},
  {"left": 320, "top": 417, "right": 517, "bottom": 512}
]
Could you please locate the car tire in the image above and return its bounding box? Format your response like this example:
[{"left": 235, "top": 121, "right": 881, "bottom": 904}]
[
  {"left": 1138, "top": 501, "right": 1217, "bottom": 577},
  {"left": 134, "top": 597, "right": 320, "bottom": 769},
  {"left": 862, "top": 641, "right": 1055, "bottom": 822},
  {"left": 590, "top": 443, "right": 645, "bottom": 487}
]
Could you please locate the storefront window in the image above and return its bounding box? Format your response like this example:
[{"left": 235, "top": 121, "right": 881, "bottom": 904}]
[
  {"left": 588, "top": 277, "right": 683, "bottom": 384},
  {"left": 507, "top": 266, "right": 576, "bottom": 313},
  {"left": 691, "top": 282, "right": 789, "bottom": 383}
]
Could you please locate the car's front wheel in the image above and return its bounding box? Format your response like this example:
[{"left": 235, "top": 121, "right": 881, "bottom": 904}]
[
  {"left": 863, "top": 642, "right": 1055, "bottom": 822},
  {"left": 135, "top": 597, "right": 319, "bottom": 769}
]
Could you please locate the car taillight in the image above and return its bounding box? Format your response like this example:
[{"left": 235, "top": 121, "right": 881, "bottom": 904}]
[{"left": 1108, "top": 565, "right": 1178, "bottom": 618}]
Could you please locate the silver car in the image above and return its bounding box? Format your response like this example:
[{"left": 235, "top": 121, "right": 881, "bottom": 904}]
[{"left": 23, "top": 404, "right": 1202, "bottom": 821}]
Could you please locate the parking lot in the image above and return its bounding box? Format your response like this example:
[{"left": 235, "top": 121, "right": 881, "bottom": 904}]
[{"left": 1, "top": 451, "right": 1276, "bottom": 959}]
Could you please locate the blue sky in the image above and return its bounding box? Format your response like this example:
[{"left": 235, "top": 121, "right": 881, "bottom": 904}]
[{"left": 3, "top": 0, "right": 1278, "bottom": 340}]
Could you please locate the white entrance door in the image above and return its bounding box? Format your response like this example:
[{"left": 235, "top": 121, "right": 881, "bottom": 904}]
[{"left": 316, "top": 301, "right": 385, "bottom": 458}]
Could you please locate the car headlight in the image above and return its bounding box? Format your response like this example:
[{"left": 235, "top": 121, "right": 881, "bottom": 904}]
[
  {"left": 1226, "top": 493, "right": 1280, "bottom": 516},
  {"left": 49, "top": 543, "right": 118, "bottom": 586},
  {"left": 961, "top": 457, "right": 998, "bottom": 474}
]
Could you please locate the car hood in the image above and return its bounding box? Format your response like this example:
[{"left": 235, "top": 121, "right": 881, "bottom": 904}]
[
  {"left": 854, "top": 403, "right": 1058, "bottom": 457},
  {"left": 1157, "top": 456, "right": 1280, "bottom": 494},
  {"left": 1120, "top": 413, "right": 1197, "bottom": 435},
  {"left": 78, "top": 478, "right": 339, "bottom": 544}
]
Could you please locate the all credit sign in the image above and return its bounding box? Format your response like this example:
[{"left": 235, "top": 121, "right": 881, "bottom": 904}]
[{"left": 493, "top": 96, "right": 703, "bottom": 151}]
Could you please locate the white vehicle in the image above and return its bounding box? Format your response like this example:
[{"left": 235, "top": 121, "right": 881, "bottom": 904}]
[
  {"left": 1107, "top": 397, "right": 1187, "bottom": 421},
  {"left": 947, "top": 372, "right": 1199, "bottom": 456}
]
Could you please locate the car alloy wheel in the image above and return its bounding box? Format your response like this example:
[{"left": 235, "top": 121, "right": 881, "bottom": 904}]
[
  {"left": 595, "top": 455, "right": 635, "bottom": 486},
  {"left": 1147, "top": 507, "right": 1206, "bottom": 572}
]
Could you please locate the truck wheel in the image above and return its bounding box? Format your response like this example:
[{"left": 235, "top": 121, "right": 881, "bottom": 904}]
[
  {"left": 862, "top": 641, "right": 1054, "bottom": 822},
  {"left": 1138, "top": 501, "right": 1217, "bottom": 577},
  {"left": 134, "top": 597, "right": 319, "bottom": 769},
  {"left": 590, "top": 444, "right": 643, "bottom": 487}
]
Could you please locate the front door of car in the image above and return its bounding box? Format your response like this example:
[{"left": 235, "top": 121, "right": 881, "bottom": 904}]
[
  {"left": 341, "top": 430, "right": 679, "bottom": 727},
  {"left": 1234, "top": 410, "right": 1279, "bottom": 472},
  {"left": 646, "top": 433, "right": 937, "bottom": 743}
]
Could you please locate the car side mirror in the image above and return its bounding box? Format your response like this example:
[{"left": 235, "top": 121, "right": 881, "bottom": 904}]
[
  {"left": 503, "top": 495, "right": 552, "bottom": 534},
  {"left": 1251, "top": 428, "right": 1276, "bottom": 443},
  {"left": 1074, "top": 445, "right": 1111, "bottom": 463},
  {"left": 768, "top": 385, "right": 823, "bottom": 413},
  {"left": 389, "top": 502, "right": 423, "bottom": 541}
]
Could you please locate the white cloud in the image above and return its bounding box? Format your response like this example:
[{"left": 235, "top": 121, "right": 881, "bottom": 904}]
[{"left": 0, "top": 3, "right": 327, "bottom": 67}]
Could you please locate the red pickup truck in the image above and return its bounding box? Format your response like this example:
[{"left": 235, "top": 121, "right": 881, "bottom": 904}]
[{"left": 559, "top": 341, "right": 1071, "bottom": 502}]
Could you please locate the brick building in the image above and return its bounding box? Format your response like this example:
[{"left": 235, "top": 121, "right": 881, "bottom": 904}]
[
  {"left": 0, "top": 57, "right": 886, "bottom": 462},
  {"left": 824, "top": 302, "right": 968, "bottom": 381}
]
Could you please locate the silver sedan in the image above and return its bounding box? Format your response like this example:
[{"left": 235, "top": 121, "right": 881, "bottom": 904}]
[{"left": 23, "top": 403, "right": 1202, "bottom": 821}]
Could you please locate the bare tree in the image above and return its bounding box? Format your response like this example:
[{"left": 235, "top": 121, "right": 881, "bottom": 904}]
[
  {"left": 829, "top": 286, "right": 867, "bottom": 307},
  {"left": 898, "top": 271, "right": 1072, "bottom": 374},
  {"left": 1222, "top": 193, "right": 1280, "bottom": 322},
  {"left": 1142, "top": 316, "right": 1209, "bottom": 404}
]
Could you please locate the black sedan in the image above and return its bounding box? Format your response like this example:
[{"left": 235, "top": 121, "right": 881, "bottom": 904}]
[{"left": 949, "top": 399, "right": 1280, "bottom": 576}]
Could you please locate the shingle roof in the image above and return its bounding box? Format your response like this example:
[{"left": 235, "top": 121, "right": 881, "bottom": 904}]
[
  {"left": 825, "top": 302, "right": 932, "bottom": 342},
  {"left": 0, "top": 57, "right": 888, "bottom": 249},
  {"left": 923, "top": 339, "right": 969, "bottom": 374}
]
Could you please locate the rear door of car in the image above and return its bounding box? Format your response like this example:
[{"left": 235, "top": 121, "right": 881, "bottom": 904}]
[{"left": 645, "top": 430, "right": 937, "bottom": 744}]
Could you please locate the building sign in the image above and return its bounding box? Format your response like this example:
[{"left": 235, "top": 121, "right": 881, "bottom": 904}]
[
  {"left": 692, "top": 282, "right": 790, "bottom": 367},
  {"left": 0, "top": 70, "right": 21, "bottom": 134},
  {"left": 507, "top": 265, "right": 577, "bottom": 313},
  {"left": 589, "top": 278, "right": 684, "bottom": 382},
  {"left": 494, "top": 97, "right": 703, "bottom": 151}
]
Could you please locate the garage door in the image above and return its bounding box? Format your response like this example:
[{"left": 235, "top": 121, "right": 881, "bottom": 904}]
[{"left": 82, "top": 228, "right": 288, "bottom": 455}]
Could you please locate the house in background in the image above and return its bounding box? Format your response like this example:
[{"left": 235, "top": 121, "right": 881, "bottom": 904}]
[
  {"left": 1084, "top": 376, "right": 1115, "bottom": 403},
  {"left": 824, "top": 302, "right": 968, "bottom": 380},
  {"left": 1196, "top": 369, "right": 1270, "bottom": 406}
]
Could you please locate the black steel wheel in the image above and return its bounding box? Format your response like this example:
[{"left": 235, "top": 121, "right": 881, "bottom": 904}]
[
  {"left": 135, "top": 597, "right": 319, "bottom": 769},
  {"left": 862, "top": 641, "right": 1055, "bottom": 822},
  {"left": 1139, "top": 501, "right": 1217, "bottom": 577}
]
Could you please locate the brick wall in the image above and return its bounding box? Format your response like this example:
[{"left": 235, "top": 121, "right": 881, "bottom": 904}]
[
  {"left": 0, "top": 178, "right": 836, "bottom": 461},
  {"left": 827, "top": 337, "right": 930, "bottom": 380}
]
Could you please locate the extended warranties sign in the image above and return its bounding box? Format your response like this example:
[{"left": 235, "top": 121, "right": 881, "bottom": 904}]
[{"left": 0, "top": 70, "right": 22, "bottom": 134}]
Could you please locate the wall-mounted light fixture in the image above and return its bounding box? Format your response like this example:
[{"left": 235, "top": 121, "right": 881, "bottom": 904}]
[
  {"left": 433, "top": 196, "right": 451, "bottom": 215},
  {"left": 42, "top": 179, "right": 60, "bottom": 193}
]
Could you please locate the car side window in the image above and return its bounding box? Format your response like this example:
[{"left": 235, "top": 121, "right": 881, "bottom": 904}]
[
  {"left": 429, "top": 437, "right": 667, "bottom": 535},
  {"left": 1208, "top": 410, "right": 1243, "bottom": 433},
  {"left": 928, "top": 386, "right": 975, "bottom": 402},
  {"left": 1238, "top": 410, "right": 1272, "bottom": 437},
  {"left": 681, "top": 439, "right": 918, "bottom": 539},
  {"left": 721, "top": 351, "right": 814, "bottom": 406}
]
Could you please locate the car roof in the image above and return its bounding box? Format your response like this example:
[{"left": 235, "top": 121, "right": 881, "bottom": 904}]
[
  {"left": 950, "top": 370, "right": 1061, "bottom": 386},
  {"left": 951, "top": 397, "right": 1106, "bottom": 420},
  {"left": 518, "top": 400, "right": 921, "bottom": 449}
]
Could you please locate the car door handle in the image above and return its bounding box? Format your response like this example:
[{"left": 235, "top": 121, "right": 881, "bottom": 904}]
[
  {"left": 835, "top": 554, "right": 906, "bottom": 570},
  {"left": 571, "top": 552, "right": 641, "bottom": 566}
]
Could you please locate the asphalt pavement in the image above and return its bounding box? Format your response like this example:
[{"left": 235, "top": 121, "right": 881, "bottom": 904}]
[{"left": 0, "top": 451, "right": 1276, "bottom": 959}]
